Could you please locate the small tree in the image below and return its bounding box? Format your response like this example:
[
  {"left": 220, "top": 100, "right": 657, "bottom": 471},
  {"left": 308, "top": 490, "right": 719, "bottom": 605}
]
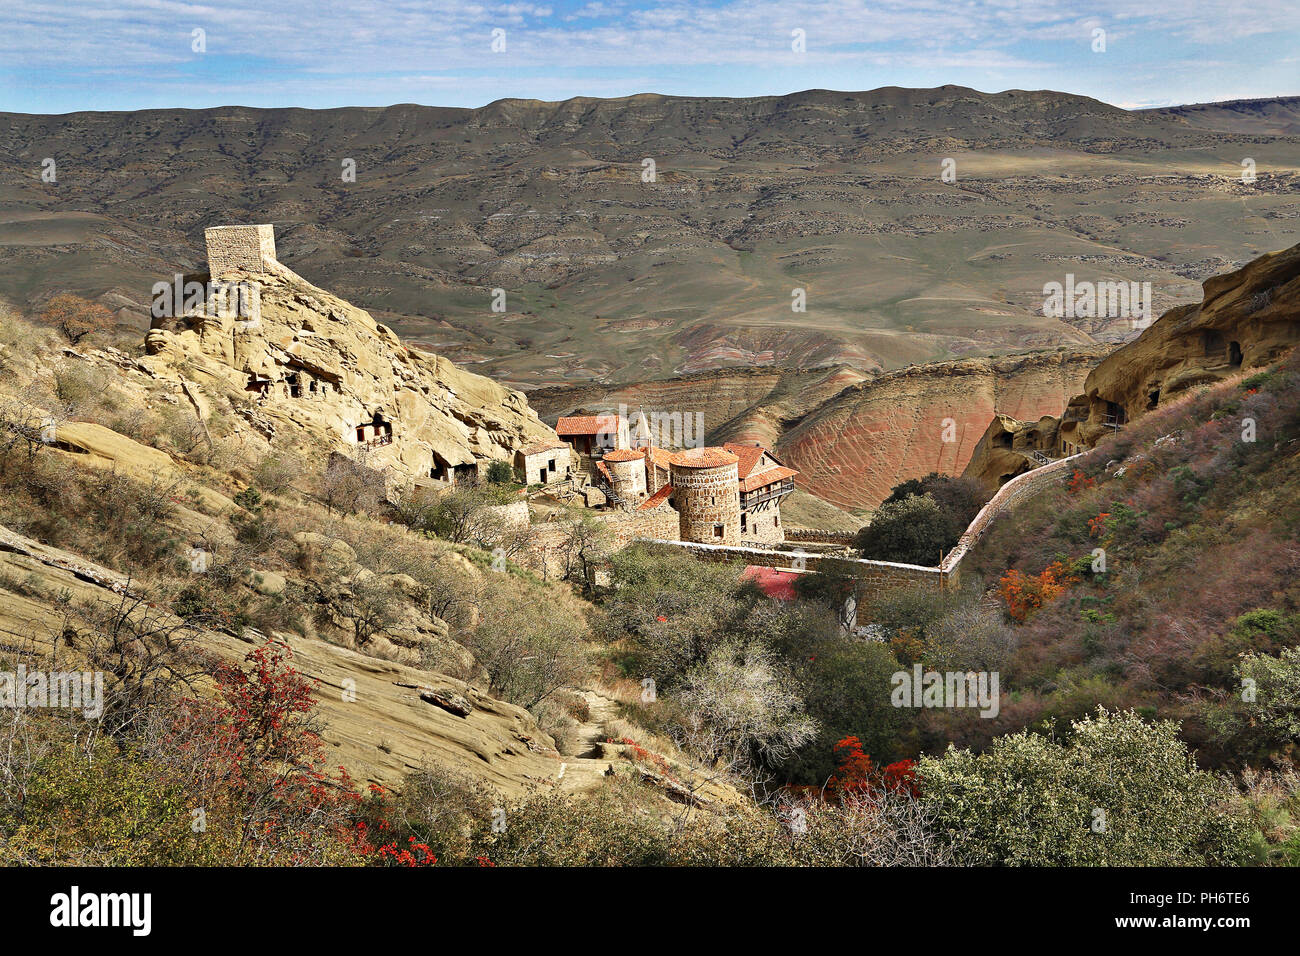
[
  {"left": 484, "top": 459, "right": 514, "bottom": 485},
  {"left": 252, "top": 450, "right": 303, "bottom": 496},
  {"left": 553, "top": 509, "right": 612, "bottom": 594},
  {"left": 320, "top": 451, "right": 387, "bottom": 516},
  {"left": 671, "top": 639, "right": 818, "bottom": 792},
  {"left": 331, "top": 577, "right": 403, "bottom": 648},
  {"left": 0, "top": 386, "right": 72, "bottom": 467},
  {"left": 883, "top": 472, "right": 988, "bottom": 535},
  {"left": 996, "top": 560, "right": 1078, "bottom": 622},
  {"left": 458, "top": 578, "right": 586, "bottom": 709},
  {"left": 41, "top": 293, "right": 115, "bottom": 344},
  {"left": 854, "top": 493, "right": 953, "bottom": 566},
  {"left": 1233, "top": 647, "right": 1300, "bottom": 745},
  {"left": 420, "top": 486, "right": 512, "bottom": 543}
]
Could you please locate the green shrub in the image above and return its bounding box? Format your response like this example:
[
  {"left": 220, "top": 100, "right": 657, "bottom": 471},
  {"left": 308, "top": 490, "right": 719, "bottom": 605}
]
[
  {"left": 484, "top": 459, "right": 514, "bottom": 484},
  {"left": 855, "top": 493, "right": 954, "bottom": 566},
  {"left": 919, "top": 708, "right": 1252, "bottom": 866}
]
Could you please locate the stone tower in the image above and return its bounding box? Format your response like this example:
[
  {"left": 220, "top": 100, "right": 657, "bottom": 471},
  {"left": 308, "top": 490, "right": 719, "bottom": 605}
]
[
  {"left": 604, "top": 448, "right": 647, "bottom": 503},
  {"left": 669, "top": 447, "right": 740, "bottom": 544},
  {"left": 205, "top": 224, "right": 278, "bottom": 277}
]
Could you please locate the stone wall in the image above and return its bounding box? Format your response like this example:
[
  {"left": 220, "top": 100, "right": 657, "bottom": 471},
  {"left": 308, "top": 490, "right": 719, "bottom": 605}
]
[
  {"left": 522, "top": 505, "right": 680, "bottom": 578},
  {"left": 633, "top": 454, "right": 1083, "bottom": 604},
  {"left": 602, "top": 506, "right": 680, "bottom": 548},
  {"left": 205, "top": 224, "right": 277, "bottom": 276},
  {"left": 641, "top": 539, "right": 950, "bottom": 608},
  {"left": 740, "top": 506, "right": 784, "bottom": 544},
  {"left": 485, "top": 500, "right": 531, "bottom": 528},
  {"left": 785, "top": 528, "right": 856, "bottom": 545},
  {"left": 940, "top": 453, "right": 1082, "bottom": 574}
]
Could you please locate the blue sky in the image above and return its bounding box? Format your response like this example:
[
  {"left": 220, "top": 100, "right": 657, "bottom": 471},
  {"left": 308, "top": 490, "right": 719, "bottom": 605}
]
[{"left": 2, "top": 0, "right": 1297, "bottom": 114}]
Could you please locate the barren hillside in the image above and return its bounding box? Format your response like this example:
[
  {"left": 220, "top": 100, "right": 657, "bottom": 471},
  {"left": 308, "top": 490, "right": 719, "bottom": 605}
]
[{"left": 5, "top": 87, "right": 1299, "bottom": 387}]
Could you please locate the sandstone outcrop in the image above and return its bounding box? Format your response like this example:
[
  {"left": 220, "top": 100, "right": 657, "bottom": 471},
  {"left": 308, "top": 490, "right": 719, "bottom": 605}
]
[
  {"left": 960, "top": 413, "right": 1064, "bottom": 491},
  {"left": 960, "top": 241, "right": 1300, "bottom": 490},
  {"left": 144, "top": 232, "right": 559, "bottom": 489},
  {"left": 1058, "top": 241, "right": 1300, "bottom": 451},
  {"left": 0, "top": 520, "right": 564, "bottom": 796}
]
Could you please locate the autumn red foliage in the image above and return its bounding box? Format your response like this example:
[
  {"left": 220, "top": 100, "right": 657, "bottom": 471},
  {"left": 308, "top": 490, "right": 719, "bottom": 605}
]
[
  {"left": 1088, "top": 512, "right": 1112, "bottom": 537},
  {"left": 826, "top": 736, "right": 919, "bottom": 800},
  {"left": 170, "top": 639, "right": 374, "bottom": 864},
  {"left": 997, "top": 561, "right": 1078, "bottom": 622}
]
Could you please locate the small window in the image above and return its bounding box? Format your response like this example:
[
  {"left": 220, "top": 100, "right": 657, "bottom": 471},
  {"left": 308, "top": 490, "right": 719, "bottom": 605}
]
[
  {"left": 774, "top": 515, "right": 779, "bottom": 527},
  {"left": 740, "top": 513, "right": 747, "bottom": 532},
  {"left": 713, "top": 523, "right": 724, "bottom": 538}
]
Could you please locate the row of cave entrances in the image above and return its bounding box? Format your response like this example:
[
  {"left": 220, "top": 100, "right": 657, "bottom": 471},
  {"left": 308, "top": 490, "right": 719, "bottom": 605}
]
[
  {"left": 356, "top": 416, "right": 475, "bottom": 481},
  {"left": 246, "top": 370, "right": 338, "bottom": 399},
  {"left": 245, "top": 374, "right": 479, "bottom": 483},
  {"left": 1143, "top": 338, "right": 1243, "bottom": 412},
  {"left": 429, "top": 449, "right": 476, "bottom": 483},
  {"left": 240, "top": 369, "right": 485, "bottom": 482},
  {"left": 353, "top": 414, "right": 477, "bottom": 482}
]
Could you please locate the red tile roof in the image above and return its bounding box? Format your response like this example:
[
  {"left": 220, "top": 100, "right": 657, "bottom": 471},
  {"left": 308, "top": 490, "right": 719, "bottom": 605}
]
[
  {"left": 645, "top": 446, "right": 674, "bottom": 471},
  {"left": 723, "top": 441, "right": 766, "bottom": 479},
  {"left": 669, "top": 447, "right": 738, "bottom": 469},
  {"left": 739, "top": 465, "right": 798, "bottom": 493},
  {"left": 519, "top": 439, "right": 568, "bottom": 456},
  {"left": 556, "top": 414, "right": 623, "bottom": 436},
  {"left": 638, "top": 483, "right": 674, "bottom": 510},
  {"left": 723, "top": 441, "right": 790, "bottom": 479},
  {"left": 741, "top": 565, "right": 803, "bottom": 601},
  {"left": 603, "top": 448, "right": 644, "bottom": 462}
]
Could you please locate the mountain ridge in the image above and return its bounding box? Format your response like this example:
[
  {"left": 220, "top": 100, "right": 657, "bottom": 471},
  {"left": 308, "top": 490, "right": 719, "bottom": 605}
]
[{"left": 5, "top": 87, "right": 1298, "bottom": 387}]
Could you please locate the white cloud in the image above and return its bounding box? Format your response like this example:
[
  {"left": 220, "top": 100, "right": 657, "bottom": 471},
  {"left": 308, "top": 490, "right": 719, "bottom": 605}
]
[{"left": 1, "top": 0, "right": 1295, "bottom": 108}]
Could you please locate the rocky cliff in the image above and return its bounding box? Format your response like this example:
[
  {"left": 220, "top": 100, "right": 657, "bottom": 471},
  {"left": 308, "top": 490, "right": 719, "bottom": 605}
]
[
  {"left": 144, "top": 255, "right": 558, "bottom": 487},
  {"left": 1059, "top": 241, "right": 1300, "bottom": 450},
  {"left": 962, "top": 241, "right": 1300, "bottom": 491},
  {"left": 960, "top": 413, "right": 1066, "bottom": 491}
]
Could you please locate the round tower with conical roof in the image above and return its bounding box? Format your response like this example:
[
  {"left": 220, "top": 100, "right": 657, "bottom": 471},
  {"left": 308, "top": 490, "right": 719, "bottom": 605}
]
[
  {"left": 669, "top": 447, "right": 740, "bottom": 544},
  {"left": 603, "top": 448, "right": 647, "bottom": 503}
]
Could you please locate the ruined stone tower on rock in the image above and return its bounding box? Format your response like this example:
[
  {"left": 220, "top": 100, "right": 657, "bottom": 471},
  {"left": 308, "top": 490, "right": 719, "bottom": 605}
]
[{"left": 205, "top": 224, "right": 279, "bottom": 276}]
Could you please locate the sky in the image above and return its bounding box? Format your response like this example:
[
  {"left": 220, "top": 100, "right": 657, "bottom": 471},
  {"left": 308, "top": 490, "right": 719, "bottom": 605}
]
[{"left": 1, "top": 0, "right": 1297, "bottom": 114}]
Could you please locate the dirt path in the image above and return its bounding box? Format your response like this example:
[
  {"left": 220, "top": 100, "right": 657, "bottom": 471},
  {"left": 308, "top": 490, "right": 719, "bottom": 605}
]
[{"left": 571, "top": 689, "right": 622, "bottom": 758}]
